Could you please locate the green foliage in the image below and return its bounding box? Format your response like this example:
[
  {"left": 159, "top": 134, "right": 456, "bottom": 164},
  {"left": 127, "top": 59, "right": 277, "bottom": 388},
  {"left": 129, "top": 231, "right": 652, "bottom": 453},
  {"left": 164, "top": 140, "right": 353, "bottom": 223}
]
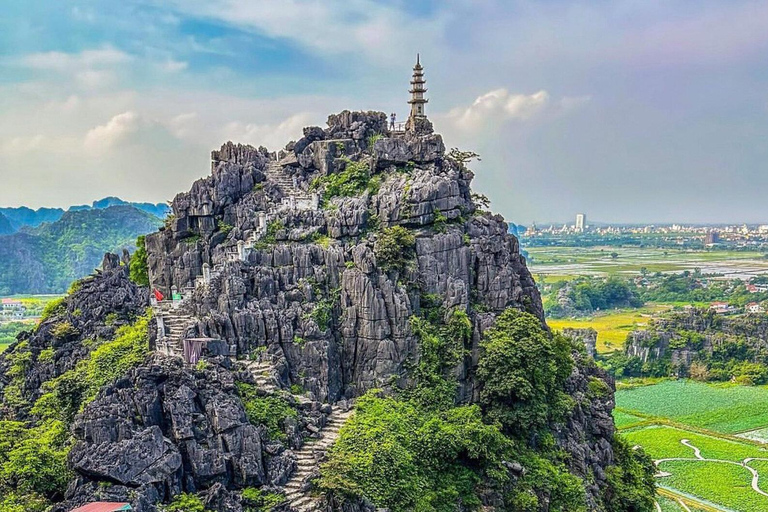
[
  {"left": 236, "top": 382, "right": 297, "bottom": 440},
  {"left": 503, "top": 447, "right": 588, "bottom": 512},
  {"left": 31, "top": 314, "right": 150, "bottom": 423},
  {"left": 50, "top": 321, "right": 78, "bottom": 339},
  {"left": 0, "top": 490, "right": 50, "bottom": 512},
  {"left": 217, "top": 219, "right": 234, "bottom": 236},
  {"left": 311, "top": 158, "right": 374, "bottom": 202},
  {"left": 432, "top": 209, "right": 447, "bottom": 233},
  {"left": 163, "top": 493, "right": 208, "bottom": 512},
  {"left": 447, "top": 148, "right": 481, "bottom": 167},
  {"left": 477, "top": 309, "right": 574, "bottom": 435},
  {"left": 241, "top": 487, "right": 284, "bottom": 512},
  {"left": 319, "top": 391, "right": 510, "bottom": 512},
  {"left": 0, "top": 420, "right": 72, "bottom": 499},
  {"left": 253, "top": 220, "right": 284, "bottom": 249},
  {"left": 587, "top": 376, "right": 612, "bottom": 399},
  {"left": 367, "top": 133, "right": 384, "bottom": 150},
  {"left": 374, "top": 226, "right": 416, "bottom": 273},
  {"left": 129, "top": 235, "right": 150, "bottom": 286},
  {"left": 67, "top": 280, "right": 83, "bottom": 295},
  {"left": 39, "top": 297, "right": 65, "bottom": 323},
  {"left": 37, "top": 348, "right": 54, "bottom": 364},
  {"left": 602, "top": 435, "right": 656, "bottom": 512},
  {"left": 290, "top": 384, "right": 305, "bottom": 395}
]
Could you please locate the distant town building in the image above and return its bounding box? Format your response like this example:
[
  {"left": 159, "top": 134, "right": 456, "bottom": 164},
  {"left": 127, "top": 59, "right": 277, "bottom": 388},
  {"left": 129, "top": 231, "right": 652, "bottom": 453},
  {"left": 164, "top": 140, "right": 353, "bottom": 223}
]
[
  {"left": 705, "top": 231, "right": 720, "bottom": 245},
  {"left": 575, "top": 213, "right": 586, "bottom": 233},
  {"left": 747, "top": 302, "right": 766, "bottom": 314},
  {"left": 1, "top": 298, "right": 25, "bottom": 320},
  {"left": 709, "top": 301, "right": 735, "bottom": 314}
]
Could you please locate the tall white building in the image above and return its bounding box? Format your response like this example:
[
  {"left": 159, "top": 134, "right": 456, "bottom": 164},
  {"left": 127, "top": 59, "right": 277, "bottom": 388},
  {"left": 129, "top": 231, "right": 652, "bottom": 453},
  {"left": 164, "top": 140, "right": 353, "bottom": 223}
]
[{"left": 575, "top": 213, "right": 586, "bottom": 232}]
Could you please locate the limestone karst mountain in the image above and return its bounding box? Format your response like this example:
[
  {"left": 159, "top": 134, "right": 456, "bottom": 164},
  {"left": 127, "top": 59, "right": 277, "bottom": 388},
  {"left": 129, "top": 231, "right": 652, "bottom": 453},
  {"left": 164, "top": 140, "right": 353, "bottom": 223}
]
[{"left": 0, "top": 111, "right": 655, "bottom": 512}]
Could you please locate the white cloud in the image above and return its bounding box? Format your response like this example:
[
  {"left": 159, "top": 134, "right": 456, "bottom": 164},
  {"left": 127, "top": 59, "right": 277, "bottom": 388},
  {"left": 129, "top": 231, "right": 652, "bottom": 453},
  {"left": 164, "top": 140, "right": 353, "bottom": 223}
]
[
  {"left": 84, "top": 111, "right": 142, "bottom": 150},
  {"left": 159, "top": 0, "right": 453, "bottom": 64},
  {"left": 21, "top": 46, "right": 132, "bottom": 71},
  {"left": 444, "top": 89, "right": 551, "bottom": 131},
  {"left": 220, "top": 113, "right": 314, "bottom": 149},
  {"left": 158, "top": 59, "right": 188, "bottom": 73}
]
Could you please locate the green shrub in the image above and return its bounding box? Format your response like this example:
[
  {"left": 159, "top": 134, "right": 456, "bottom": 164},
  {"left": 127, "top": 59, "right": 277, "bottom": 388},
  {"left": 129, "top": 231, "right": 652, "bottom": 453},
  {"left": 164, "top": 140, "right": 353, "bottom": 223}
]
[
  {"left": 587, "top": 376, "right": 612, "bottom": 399},
  {"left": 602, "top": 435, "right": 656, "bottom": 512},
  {"left": 367, "top": 133, "right": 384, "bottom": 151},
  {"left": 0, "top": 490, "right": 50, "bottom": 512},
  {"left": 433, "top": 209, "right": 447, "bottom": 233},
  {"left": 39, "top": 298, "right": 65, "bottom": 323},
  {"left": 311, "top": 159, "right": 374, "bottom": 202},
  {"left": 0, "top": 420, "right": 72, "bottom": 498},
  {"left": 319, "top": 391, "right": 510, "bottom": 512},
  {"left": 476, "top": 309, "right": 574, "bottom": 435},
  {"left": 50, "top": 322, "right": 78, "bottom": 340},
  {"left": 241, "top": 487, "right": 284, "bottom": 511},
  {"left": 237, "top": 382, "right": 297, "bottom": 440},
  {"left": 163, "top": 493, "right": 208, "bottom": 512},
  {"left": 217, "top": 219, "right": 234, "bottom": 236},
  {"left": 129, "top": 235, "right": 150, "bottom": 286},
  {"left": 374, "top": 226, "right": 416, "bottom": 273},
  {"left": 37, "top": 348, "right": 54, "bottom": 364}
]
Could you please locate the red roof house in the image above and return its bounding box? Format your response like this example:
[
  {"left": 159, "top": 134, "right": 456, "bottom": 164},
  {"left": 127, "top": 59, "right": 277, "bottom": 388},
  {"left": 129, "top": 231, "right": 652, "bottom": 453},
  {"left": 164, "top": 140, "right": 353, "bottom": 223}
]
[{"left": 70, "top": 503, "right": 132, "bottom": 512}]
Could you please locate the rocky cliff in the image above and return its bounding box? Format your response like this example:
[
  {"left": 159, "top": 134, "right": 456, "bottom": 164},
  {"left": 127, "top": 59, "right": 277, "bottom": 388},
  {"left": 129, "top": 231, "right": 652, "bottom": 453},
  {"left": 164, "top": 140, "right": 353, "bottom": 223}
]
[{"left": 0, "top": 111, "right": 642, "bottom": 512}]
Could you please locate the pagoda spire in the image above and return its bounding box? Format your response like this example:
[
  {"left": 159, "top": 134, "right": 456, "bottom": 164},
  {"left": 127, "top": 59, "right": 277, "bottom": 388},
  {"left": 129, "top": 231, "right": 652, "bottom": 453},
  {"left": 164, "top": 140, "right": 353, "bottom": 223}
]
[{"left": 408, "top": 54, "right": 428, "bottom": 121}]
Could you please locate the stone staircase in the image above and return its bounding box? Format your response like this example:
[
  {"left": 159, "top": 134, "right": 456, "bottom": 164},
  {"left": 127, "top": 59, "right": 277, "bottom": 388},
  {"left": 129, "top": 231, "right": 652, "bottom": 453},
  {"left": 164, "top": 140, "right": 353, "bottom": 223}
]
[
  {"left": 266, "top": 162, "right": 310, "bottom": 199},
  {"left": 283, "top": 407, "right": 355, "bottom": 511},
  {"left": 154, "top": 301, "right": 195, "bottom": 357},
  {"left": 265, "top": 162, "right": 319, "bottom": 211},
  {"left": 240, "top": 357, "right": 279, "bottom": 393}
]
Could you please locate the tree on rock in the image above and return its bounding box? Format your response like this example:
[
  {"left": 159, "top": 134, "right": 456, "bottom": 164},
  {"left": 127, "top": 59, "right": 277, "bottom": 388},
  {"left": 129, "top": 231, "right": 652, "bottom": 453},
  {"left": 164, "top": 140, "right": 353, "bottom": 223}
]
[{"left": 477, "top": 309, "right": 574, "bottom": 436}]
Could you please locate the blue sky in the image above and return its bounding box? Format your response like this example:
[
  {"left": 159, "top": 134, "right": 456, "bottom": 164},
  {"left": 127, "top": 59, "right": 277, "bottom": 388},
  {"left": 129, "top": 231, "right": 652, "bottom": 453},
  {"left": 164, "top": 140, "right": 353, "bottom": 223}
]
[{"left": 2, "top": 0, "right": 768, "bottom": 223}]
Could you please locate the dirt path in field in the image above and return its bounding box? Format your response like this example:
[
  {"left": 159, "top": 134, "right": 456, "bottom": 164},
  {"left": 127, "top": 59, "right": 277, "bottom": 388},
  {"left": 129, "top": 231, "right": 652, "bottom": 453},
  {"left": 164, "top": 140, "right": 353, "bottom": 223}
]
[{"left": 654, "top": 440, "right": 768, "bottom": 502}]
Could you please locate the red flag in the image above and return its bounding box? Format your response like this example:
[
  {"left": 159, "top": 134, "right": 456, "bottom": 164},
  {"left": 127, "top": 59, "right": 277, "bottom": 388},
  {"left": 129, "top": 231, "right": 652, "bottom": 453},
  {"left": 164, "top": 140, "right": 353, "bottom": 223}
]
[{"left": 154, "top": 289, "right": 164, "bottom": 302}]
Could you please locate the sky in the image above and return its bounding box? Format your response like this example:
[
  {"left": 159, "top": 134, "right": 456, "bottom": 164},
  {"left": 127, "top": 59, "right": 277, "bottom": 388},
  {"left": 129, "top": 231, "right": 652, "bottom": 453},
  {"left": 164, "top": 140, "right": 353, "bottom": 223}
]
[{"left": 2, "top": 1, "right": 768, "bottom": 224}]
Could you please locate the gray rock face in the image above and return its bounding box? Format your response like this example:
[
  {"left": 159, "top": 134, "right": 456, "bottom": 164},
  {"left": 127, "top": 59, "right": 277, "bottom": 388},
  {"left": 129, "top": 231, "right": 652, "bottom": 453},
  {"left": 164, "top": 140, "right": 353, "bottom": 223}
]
[
  {"left": 563, "top": 328, "right": 598, "bottom": 358},
  {"left": 20, "top": 111, "right": 621, "bottom": 512},
  {"left": 60, "top": 357, "right": 274, "bottom": 512},
  {"left": 144, "top": 112, "right": 545, "bottom": 406},
  {"left": 0, "top": 261, "right": 149, "bottom": 418}
]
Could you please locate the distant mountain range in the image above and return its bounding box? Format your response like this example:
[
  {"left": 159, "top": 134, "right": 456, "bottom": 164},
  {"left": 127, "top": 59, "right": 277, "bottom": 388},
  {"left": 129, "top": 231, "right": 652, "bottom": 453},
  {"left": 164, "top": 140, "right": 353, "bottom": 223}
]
[
  {"left": 0, "top": 204, "right": 164, "bottom": 295},
  {"left": 0, "top": 197, "right": 170, "bottom": 233}
]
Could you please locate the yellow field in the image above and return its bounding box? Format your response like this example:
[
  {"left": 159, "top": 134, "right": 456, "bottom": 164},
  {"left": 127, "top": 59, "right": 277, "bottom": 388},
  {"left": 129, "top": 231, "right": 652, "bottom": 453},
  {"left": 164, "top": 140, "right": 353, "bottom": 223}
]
[{"left": 547, "top": 305, "right": 669, "bottom": 353}]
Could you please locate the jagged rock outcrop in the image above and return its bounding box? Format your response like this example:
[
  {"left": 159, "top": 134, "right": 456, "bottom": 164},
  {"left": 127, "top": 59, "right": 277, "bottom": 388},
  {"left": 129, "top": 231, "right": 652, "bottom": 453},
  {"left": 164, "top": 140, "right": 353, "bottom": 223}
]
[
  {"left": 145, "top": 111, "right": 543, "bottom": 405},
  {"left": 0, "top": 261, "right": 149, "bottom": 417},
  {"left": 1, "top": 110, "right": 627, "bottom": 512},
  {"left": 563, "top": 327, "right": 598, "bottom": 358}
]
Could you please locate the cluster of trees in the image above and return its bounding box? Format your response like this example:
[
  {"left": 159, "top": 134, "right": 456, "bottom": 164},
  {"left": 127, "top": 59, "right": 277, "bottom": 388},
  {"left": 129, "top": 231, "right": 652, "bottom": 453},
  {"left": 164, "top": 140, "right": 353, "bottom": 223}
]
[
  {"left": 544, "top": 270, "right": 768, "bottom": 318},
  {"left": 545, "top": 276, "right": 643, "bottom": 317},
  {"left": 320, "top": 307, "right": 656, "bottom": 512},
  {"left": 600, "top": 312, "right": 768, "bottom": 386}
]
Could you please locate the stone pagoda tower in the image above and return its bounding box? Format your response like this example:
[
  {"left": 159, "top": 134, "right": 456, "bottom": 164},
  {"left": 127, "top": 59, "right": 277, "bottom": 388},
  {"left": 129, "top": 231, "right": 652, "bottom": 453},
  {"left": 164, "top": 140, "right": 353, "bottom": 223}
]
[{"left": 406, "top": 54, "right": 428, "bottom": 130}]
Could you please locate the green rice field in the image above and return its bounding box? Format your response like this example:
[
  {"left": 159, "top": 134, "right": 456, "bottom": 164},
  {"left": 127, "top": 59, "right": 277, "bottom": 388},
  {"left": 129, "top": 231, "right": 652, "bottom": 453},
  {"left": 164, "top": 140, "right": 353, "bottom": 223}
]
[
  {"left": 615, "top": 379, "right": 768, "bottom": 511},
  {"left": 616, "top": 380, "right": 768, "bottom": 434}
]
